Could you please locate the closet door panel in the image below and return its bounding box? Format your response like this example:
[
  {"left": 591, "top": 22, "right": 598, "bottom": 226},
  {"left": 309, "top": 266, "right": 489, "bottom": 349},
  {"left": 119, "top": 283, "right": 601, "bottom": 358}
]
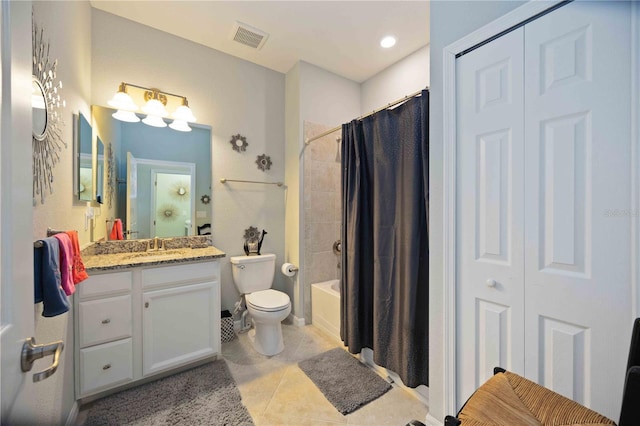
[
  {"left": 456, "top": 27, "right": 525, "bottom": 408},
  {"left": 523, "top": 1, "right": 632, "bottom": 419}
]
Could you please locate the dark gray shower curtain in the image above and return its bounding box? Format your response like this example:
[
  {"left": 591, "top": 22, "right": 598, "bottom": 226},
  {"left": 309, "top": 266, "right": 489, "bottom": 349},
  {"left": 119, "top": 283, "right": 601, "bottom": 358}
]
[{"left": 340, "top": 90, "right": 429, "bottom": 388}]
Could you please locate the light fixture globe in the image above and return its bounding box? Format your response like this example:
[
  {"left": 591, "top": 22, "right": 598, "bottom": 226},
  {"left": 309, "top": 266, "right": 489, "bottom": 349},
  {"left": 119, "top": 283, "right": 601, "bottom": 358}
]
[
  {"left": 173, "top": 104, "right": 196, "bottom": 123},
  {"left": 169, "top": 119, "right": 192, "bottom": 132},
  {"left": 112, "top": 110, "right": 141, "bottom": 123},
  {"left": 142, "top": 98, "right": 168, "bottom": 117},
  {"left": 142, "top": 114, "right": 167, "bottom": 128},
  {"left": 108, "top": 83, "right": 138, "bottom": 111}
]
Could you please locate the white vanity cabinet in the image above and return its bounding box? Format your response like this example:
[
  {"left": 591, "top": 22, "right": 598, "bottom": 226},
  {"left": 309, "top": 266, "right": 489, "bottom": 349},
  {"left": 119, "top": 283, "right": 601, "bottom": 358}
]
[
  {"left": 75, "top": 271, "right": 134, "bottom": 397},
  {"left": 141, "top": 262, "right": 220, "bottom": 376},
  {"left": 75, "top": 259, "right": 220, "bottom": 400}
]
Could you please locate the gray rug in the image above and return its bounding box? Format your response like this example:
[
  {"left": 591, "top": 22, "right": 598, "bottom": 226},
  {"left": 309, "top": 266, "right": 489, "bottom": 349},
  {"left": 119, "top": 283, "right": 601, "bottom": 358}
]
[
  {"left": 85, "top": 360, "right": 253, "bottom": 425},
  {"left": 298, "top": 347, "right": 392, "bottom": 415}
]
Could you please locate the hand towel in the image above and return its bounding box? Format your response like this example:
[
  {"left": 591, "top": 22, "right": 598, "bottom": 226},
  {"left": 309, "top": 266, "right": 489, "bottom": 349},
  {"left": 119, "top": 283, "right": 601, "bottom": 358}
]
[
  {"left": 53, "top": 233, "right": 75, "bottom": 296},
  {"left": 110, "top": 218, "right": 124, "bottom": 240},
  {"left": 34, "top": 238, "right": 70, "bottom": 317},
  {"left": 65, "top": 230, "right": 89, "bottom": 284}
]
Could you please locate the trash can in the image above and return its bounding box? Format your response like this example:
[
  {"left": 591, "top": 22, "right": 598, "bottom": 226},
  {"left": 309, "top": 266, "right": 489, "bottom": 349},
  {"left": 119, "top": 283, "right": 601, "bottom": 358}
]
[{"left": 221, "top": 310, "right": 235, "bottom": 343}]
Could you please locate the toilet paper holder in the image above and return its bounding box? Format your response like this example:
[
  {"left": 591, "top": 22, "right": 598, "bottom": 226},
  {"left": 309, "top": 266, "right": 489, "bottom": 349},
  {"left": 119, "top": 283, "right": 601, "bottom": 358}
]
[{"left": 281, "top": 263, "right": 298, "bottom": 276}]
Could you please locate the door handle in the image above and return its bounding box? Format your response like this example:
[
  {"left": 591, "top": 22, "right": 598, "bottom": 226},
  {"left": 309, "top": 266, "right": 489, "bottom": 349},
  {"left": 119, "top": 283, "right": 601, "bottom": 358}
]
[{"left": 21, "top": 337, "right": 64, "bottom": 382}]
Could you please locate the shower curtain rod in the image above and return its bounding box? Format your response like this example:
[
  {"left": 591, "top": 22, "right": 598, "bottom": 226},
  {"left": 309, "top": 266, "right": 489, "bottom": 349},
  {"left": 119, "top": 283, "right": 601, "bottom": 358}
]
[{"left": 304, "top": 87, "right": 428, "bottom": 145}]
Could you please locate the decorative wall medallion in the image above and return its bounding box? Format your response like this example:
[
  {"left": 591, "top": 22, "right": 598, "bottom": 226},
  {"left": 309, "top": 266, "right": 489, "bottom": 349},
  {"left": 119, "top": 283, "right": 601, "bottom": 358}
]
[
  {"left": 256, "top": 154, "right": 272, "bottom": 171},
  {"left": 158, "top": 203, "right": 179, "bottom": 221},
  {"left": 170, "top": 181, "right": 190, "bottom": 199},
  {"left": 32, "top": 14, "right": 66, "bottom": 204},
  {"left": 106, "top": 144, "right": 115, "bottom": 208},
  {"left": 243, "top": 226, "right": 267, "bottom": 256},
  {"left": 200, "top": 194, "right": 211, "bottom": 205},
  {"left": 230, "top": 134, "right": 248, "bottom": 152},
  {"left": 243, "top": 226, "right": 260, "bottom": 242}
]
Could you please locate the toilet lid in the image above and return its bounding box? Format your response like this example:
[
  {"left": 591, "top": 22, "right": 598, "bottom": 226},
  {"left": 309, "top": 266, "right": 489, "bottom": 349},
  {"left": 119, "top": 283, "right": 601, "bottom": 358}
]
[{"left": 246, "top": 289, "right": 290, "bottom": 312}]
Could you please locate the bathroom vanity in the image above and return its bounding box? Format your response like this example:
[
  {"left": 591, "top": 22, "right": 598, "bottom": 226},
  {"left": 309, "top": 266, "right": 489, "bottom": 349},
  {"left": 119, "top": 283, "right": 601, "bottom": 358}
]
[{"left": 75, "top": 243, "right": 225, "bottom": 400}]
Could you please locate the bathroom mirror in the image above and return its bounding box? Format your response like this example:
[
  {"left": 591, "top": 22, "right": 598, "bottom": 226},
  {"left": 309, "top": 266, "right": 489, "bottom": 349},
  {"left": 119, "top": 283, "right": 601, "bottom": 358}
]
[
  {"left": 92, "top": 105, "right": 212, "bottom": 240},
  {"left": 77, "top": 113, "right": 94, "bottom": 201},
  {"left": 32, "top": 78, "right": 47, "bottom": 139}
]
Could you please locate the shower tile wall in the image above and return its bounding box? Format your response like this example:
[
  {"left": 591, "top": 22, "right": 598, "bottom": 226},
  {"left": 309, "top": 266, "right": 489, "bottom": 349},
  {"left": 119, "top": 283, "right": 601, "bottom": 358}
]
[{"left": 303, "top": 121, "right": 341, "bottom": 324}]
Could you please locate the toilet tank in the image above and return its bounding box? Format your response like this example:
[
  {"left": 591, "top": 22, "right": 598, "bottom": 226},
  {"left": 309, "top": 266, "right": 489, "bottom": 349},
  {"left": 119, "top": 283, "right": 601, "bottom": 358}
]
[{"left": 230, "top": 253, "right": 276, "bottom": 294}]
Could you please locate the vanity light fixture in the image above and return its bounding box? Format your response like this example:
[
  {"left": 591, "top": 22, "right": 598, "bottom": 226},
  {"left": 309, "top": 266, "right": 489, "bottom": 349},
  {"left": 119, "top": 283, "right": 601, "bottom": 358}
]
[{"left": 108, "top": 82, "right": 197, "bottom": 132}]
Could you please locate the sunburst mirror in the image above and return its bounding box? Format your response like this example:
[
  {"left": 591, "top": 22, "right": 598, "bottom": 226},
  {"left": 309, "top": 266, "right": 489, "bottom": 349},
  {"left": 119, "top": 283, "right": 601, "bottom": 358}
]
[{"left": 32, "top": 14, "right": 66, "bottom": 204}]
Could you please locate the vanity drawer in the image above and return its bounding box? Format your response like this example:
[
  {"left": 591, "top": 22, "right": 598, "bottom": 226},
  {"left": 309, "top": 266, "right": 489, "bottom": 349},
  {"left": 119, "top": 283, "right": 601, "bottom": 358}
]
[
  {"left": 79, "top": 295, "right": 132, "bottom": 348},
  {"left": 80, "top": 338, "right": 133, "bottom": 396},
  {"left": 78, "top": 271, "right": 132, "bottom": 299},
  {"left": 142, "top": 261, "right": 218, "bottom": 289}
]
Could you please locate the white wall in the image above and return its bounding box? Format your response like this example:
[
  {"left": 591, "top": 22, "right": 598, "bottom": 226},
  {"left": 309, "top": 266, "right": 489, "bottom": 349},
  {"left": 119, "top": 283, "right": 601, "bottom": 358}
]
[
  {"left": 30, "top": 1, "right": 93, "bottom": 424},
  {"left": 361, "top": 45, "right": 430, "bottom": 113},
  {"left": 428, "top": 1, "right": 526, "bottom": 422},
  {"left": 299, "top": 61, "right": 361, "bottom": 128},
  {"left": 91, "top": 10, "right": 286, "bottom": 312},
  {"left": 284, "top": 63, "right": 302, "bottom": 317},
  {"left": 284, "top": 61, "right": 360, "bottom": 320}
]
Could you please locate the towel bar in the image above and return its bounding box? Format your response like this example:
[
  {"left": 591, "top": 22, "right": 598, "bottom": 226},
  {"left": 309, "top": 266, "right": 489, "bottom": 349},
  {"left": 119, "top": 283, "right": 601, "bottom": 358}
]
[{"left": 34, "top": 227, "right": 68, "bottom": 248}]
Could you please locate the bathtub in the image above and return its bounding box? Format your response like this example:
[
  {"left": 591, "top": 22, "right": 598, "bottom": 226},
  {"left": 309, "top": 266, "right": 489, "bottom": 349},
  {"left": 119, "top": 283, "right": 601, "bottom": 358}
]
[{"left": 311, "top": 279, "right": 341, "bottom": 342}]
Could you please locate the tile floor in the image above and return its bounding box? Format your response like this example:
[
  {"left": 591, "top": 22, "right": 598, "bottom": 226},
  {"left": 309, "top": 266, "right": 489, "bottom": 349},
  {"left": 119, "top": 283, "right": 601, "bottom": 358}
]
[
  {"left": 224, "top": 323, "right": 428, "bottom": 426},
  {"left": 76, "top": 323, "right": 428, "bottom": 425}
]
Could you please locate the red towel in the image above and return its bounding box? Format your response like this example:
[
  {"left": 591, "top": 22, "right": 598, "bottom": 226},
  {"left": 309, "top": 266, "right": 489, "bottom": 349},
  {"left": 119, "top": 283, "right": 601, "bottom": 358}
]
[
  {"left": 53, "top": 233, "right": 75, "bottom": 296},
  {"left": 65, "top": 230, "right": 89, "bottom": 285},
  {"left": 110, "top": 219, "right": 124, "bottom": 240}
]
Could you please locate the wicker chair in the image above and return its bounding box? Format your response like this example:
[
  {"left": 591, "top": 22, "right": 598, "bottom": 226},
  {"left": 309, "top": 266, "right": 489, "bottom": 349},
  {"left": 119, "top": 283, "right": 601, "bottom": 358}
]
[{"left": 445, "top": 318, "right": 640, "bottom": 426}]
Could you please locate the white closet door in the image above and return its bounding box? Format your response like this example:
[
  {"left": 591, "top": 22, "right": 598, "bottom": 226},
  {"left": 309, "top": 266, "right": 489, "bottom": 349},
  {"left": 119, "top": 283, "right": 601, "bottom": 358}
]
[
  {"left": 455, "top": 27, "right": 525, "bottom": 406},
  {"left": 523, "top": 1, "right": 632, "bottom": 420}
]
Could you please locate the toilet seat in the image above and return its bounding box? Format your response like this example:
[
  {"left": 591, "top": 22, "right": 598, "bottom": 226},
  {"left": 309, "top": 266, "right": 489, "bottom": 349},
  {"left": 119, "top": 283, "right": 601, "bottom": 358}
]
[{"left": 246, "top": 289, "right": 290, "bottom": 312}]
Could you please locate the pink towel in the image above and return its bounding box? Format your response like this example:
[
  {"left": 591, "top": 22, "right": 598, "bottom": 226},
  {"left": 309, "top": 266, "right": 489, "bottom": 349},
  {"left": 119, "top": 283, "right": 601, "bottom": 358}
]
[
  {"left": 53, "top": 233, "right": 75, "bottom": 296},
  {"left": 110, "top": 219, "right": 124, "bottom": 240},
  {"left": 65, "top": 230, "right": 89, "bottom": 285}
]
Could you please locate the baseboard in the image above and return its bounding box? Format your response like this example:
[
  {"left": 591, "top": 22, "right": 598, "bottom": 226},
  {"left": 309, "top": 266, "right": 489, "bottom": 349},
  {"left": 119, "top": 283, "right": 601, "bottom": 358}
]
[
  {"left": 424, "top": 413, "right": 443, "bottom": 426},
  {"left": 65, "top": 401, "right": 79, "bottom": 426},
  {"left": 289, "top": 314, "right": 305, "bottom": 327}
]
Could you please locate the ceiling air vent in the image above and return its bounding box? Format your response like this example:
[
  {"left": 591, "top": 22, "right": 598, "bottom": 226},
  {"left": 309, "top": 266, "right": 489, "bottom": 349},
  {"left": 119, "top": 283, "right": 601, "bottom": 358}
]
[{"left": 231, "top": 21, "right": 269, "bottom": 50}]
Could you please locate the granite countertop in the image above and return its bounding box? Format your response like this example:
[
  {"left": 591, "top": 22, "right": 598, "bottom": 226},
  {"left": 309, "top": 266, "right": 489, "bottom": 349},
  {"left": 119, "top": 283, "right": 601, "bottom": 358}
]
[{"left": 83, "top": 246, "right": 226, "bottom": 273}]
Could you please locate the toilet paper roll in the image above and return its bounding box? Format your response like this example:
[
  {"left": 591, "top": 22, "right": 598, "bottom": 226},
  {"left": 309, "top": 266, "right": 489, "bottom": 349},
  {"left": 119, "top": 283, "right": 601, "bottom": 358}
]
[{"left": 281, "top": 263, "right": 298, "bottom": 277}]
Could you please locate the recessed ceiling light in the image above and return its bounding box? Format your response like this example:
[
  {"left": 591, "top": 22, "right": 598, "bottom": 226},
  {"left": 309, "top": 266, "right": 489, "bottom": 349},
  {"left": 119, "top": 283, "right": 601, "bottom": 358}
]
[{"left": 380, "top": 36, "right": 396, "bottom": 48}]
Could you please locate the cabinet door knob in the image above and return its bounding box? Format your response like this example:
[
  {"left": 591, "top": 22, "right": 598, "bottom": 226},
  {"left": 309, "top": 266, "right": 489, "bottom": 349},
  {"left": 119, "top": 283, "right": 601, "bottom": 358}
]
[
  {"left": 145, "top": 302, "right": 149, "bottom": 308},
  {"left": 102, "top": 364, "right": 111, "bottom": 370},
  {"left": 486, "top": 278, "right": 497, "bottom": 288},
  {"left": 101, "top": 319, "right": 111, "bottom": 324}
]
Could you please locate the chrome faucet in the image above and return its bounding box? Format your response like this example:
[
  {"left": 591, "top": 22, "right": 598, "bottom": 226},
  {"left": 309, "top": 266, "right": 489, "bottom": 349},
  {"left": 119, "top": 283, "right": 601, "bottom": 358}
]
[{"left": 146, "top": 237, "right": 164, "bottom": 252}]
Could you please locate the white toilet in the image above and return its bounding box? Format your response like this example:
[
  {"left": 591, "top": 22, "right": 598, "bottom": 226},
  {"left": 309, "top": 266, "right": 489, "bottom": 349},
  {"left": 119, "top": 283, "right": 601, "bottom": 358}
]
[{"left": 230, "top": 253, "right": 291, "bottom": 356}]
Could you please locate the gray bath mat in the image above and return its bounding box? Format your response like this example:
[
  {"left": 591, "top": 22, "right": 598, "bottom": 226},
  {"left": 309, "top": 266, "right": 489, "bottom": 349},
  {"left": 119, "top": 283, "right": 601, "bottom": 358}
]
[
  {"left": 298, "top": 347, "right": 392, "bottom": 415},
  {"left": 84, "top": 359, "right": 253, "bottom": 425}
]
